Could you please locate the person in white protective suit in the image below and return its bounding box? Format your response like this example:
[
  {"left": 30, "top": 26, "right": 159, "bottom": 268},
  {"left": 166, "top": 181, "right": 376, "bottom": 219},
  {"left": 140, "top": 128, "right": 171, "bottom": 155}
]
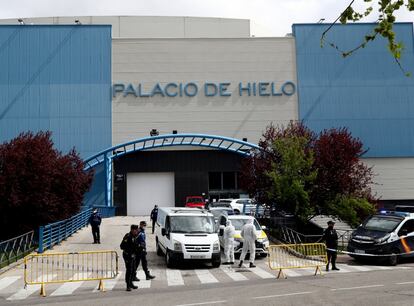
[
  {"left": 223, "top": 220, "right": 236, "bottom": 265},
  {"left": 238, "top": 218, "right": 257, "bottom": 268}
]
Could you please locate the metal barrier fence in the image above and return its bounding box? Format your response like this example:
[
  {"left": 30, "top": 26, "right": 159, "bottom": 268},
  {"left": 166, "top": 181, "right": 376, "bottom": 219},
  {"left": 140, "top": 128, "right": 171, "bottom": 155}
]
[
  {"left": 268, "top": 243, "right": 328, "bottom": 279},
  {"left": 0, "top": 231, "right": 35, "bottom": 269},
  {"left": 24, "top": 250, "right": 118, "bottom": 296},
  {"left": 38, "top": 208, "right": 93, "bottom": 253}
]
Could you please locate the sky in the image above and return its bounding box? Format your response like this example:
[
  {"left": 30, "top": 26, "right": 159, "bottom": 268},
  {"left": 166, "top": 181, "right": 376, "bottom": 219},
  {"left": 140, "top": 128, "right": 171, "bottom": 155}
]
[{"left": 0, "top": 0, "right": 412, "bottom": 36}]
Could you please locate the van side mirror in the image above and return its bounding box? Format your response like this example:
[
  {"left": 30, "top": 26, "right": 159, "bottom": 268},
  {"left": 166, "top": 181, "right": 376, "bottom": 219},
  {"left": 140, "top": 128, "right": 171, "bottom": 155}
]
[{"left": 161, "top": 228, "right": 167, "bottom": 236}]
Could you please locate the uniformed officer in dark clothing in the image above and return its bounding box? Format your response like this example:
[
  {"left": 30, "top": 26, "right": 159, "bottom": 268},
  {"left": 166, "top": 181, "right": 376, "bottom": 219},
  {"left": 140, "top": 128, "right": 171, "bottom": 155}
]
[
  {"left": 323, "top": 220, "right": 340, "bottom": 271},
  {"left": 150, "top": 205, "right": 158, "bottom": 234},
  {"left": 88, "top": 209, "right": 102, "bottom": 244},
  {"left": 120, "top": 224, "right": 141, "bottom": 291},
  {"left": 136, "top": 221, "right": 155, "bottom": 280}
]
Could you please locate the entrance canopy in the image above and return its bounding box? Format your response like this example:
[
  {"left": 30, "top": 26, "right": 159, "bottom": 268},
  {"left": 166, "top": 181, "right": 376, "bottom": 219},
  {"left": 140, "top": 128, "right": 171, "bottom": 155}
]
[{"left": 83, "top": 134, "right": 260, "bottom": 208}]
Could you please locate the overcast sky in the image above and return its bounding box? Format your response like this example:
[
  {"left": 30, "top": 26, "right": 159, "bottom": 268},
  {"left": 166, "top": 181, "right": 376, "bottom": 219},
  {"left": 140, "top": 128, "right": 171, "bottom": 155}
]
[{"left": 0, "top": 0, "right": 413, "bottom": 36}]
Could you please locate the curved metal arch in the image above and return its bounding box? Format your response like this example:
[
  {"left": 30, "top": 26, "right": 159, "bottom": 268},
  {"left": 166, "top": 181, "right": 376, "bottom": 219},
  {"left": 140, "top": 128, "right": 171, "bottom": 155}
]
[
  {"left": 83, "top": 134, "right": 260, "bottom": 208},
  {"left": 84, "top": 133, "right": 260, "bottom": 170}
]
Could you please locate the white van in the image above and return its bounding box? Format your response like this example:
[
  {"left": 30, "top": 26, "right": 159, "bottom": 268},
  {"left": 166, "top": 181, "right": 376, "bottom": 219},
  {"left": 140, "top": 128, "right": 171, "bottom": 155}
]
[{"left": 155, "top": 207, "right": 221, "bottom": 268}]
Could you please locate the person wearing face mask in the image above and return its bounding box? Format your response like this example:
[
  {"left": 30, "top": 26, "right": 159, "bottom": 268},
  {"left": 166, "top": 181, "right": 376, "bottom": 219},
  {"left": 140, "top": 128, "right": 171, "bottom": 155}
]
[
  {"left": 323, "top": 220, "right": 340, "bottom": 271},
  {"left": 136, "top": 221, "right": 156, "bottom": 280},
  {"left": 223, "top": 220, "right": 236, "bottom": 265}
]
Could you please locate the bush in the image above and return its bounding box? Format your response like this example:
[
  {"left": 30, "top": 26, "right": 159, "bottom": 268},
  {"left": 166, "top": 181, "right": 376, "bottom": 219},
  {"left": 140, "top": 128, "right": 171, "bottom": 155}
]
[
  {"left": 328, "top": 196, "right": 376, "bottom": 227},
  {"left": 0, "top": 131, "right": 93, "bottom": 240}
]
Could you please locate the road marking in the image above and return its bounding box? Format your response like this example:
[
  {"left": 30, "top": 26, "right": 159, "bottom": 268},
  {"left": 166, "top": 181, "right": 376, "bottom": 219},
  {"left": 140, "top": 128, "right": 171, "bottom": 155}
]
[
  {"left": 93, "top": 272, "right": 123, "bottom": 292},
  {"left": 50, "top": 273, "right": 91, "bottom": 296},
  {"left": 252, "top": 291, "right": 313, "bottom": 299},
  {"left": 194, "top": 269, "right": 219, "bottom": 284},
  {"left": 166, "top": 269, "right": 184, "bottom": 286},
  {"left": 250, "top": 266, "right": 274, "bottom": 279},
  {"left": 220, "top": 266, "right": 248, "bottom": 281},
  {"left": 346, "top": 265, "right": 373, "bottom": 272},
  {"left": 369, "top": 266, "right": 391, "bottom": 270},
  {"left": 0, "top": 276, "right": 21, "bottom": 291},
  {"left": 396, "top": 281, "right": 414, "bottom": 285},
  {"left": 283, "top": 269, "right": 302, "bottom": 277},
  {"left": 137, "top": 270, "right": 152, "bottom": 288},
  {"left": 175, "top": 300, "right": 227, "bottom": 306},
  {"left": 7, "top": 274, "right": 57, "bottom": 300},
  {"left": 331, "top": 284, "right": 384, "bottom": 291}
]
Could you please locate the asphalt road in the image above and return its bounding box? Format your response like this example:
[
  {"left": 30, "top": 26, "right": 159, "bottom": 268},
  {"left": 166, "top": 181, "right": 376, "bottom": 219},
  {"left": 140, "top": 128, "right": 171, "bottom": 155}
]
[{"left": 2, "top": 264, "right": 414, "bottom": 306}]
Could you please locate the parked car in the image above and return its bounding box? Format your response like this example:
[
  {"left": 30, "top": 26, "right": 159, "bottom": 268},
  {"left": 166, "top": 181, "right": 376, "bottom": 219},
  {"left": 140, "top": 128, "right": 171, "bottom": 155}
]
[
  {"left": 218, "top": 214, "right": 269, "bottom": 257},
  {"left": 217, "top": 198, "right": 265, "bottom": 216},
  {"left": 155, "top": 207, "right": 221, "bottom": 268},
  {"left": 347, "top": 210, "right": 414, "bottom": 265},
  {"left": 208, "top": 206, "right": 234, "bottom": 222},
  {"left": 185, "top": 196, "right": 205, "bottom": 209}
]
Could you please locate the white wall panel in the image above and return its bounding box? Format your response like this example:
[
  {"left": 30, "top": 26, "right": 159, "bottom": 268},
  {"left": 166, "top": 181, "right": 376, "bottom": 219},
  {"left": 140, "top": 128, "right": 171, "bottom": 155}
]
[{"left": 364, "top": 158, "right": 414, "bottom": 200}]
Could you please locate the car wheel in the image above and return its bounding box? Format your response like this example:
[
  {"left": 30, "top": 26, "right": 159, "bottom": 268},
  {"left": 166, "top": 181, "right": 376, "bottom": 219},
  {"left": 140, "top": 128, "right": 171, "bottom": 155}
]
[
  {"left": 212, "top": 259, "right": 221, "bottom": 268},
  {"left": 166, "top": 250, "right": 175, "bottom": 268},
  {"left": 388, "top": 250, "right": 399, "bottom": 266},
  {"left": 156, "top": 240, "right": 163, "bottom": 256}
]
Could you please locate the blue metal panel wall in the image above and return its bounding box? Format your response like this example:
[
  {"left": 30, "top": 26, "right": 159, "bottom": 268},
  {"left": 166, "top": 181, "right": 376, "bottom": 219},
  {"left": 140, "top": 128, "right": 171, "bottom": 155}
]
[
  {"left": 293, "top": 23, "right": 414, "bottom": 157},
  {"left": 0, "top": 25, "right": 111, "bottom": 158}
]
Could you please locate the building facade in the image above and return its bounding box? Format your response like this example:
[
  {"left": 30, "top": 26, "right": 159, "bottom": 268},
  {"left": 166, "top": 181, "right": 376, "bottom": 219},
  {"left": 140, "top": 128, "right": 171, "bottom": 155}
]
[{"left": 0, "top": 17, "right": 413, "bottom": 215}]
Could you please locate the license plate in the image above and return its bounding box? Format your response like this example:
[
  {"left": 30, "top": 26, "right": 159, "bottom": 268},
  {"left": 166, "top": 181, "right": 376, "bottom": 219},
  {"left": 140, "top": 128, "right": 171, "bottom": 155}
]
[
  {"left": 355, "top": 249, "right": 365, "bottom": 254},
  {"left": 190, "top": 255, "right": 206, "bottom": 259}
]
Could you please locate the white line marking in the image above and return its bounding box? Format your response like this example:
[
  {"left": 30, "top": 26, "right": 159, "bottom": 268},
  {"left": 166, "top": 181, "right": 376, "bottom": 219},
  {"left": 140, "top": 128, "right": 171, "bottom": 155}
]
[
  {"left": 331, "top": 284, "right": 384, "bottom": 291},
  {"left": 220, "top": 266, "right": 248, "bottom": 281},
  {"left": 93, "top": 272, "right": 123, "bottom": 292},
  {"left": 250, "top": 266, "right": 274, "bottom": 279},
  {"left": 396, "top": 281, "right": 414, "bottom": 285},
  {"left": 252, "top": 291, "right": 313, "bottom": 299},
  {"left": 175, "top": 300, "right": 227, "bottom": 306},
  {"left": 136, "top": 270, "right": 152, "bottom": 288},
  {"left": 346, "top": 265, "right": 373, "bottom": 272},
  {"left": 50, "top": 273, "right": 91, "bottom": 296},
  {"left": 166, "top": 269, "right": 184, "bottom": 286},
  {"left": 0, "top": 276, "right": 21, "bottom": 291},
  {"left": 7, "top": 274, "right": 57, "bottom": 300},
  {"left": 369, "top": 266, "right": 391, "bottom": 270},
  {"left": 194, "top": 269, "right": 219, "bottom": 284}
]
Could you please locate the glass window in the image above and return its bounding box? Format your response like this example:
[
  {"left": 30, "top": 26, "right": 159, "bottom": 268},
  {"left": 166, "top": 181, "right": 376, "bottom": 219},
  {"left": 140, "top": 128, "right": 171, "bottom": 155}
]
[
  {"left": 230, "top": 218, "right": 261, "bottom": 231},
  {"left": 170, "top": 216, "right": 216, "bottom": 234},
  {"left": 363, "top": 216, "right": 402, "bottom": 232},
  {"left": 398, "top": 220, "right": 414, "bottom": 236},
  {"left": 209, "top": 172, "right": 222, "bottom": 190},
  {"left": 223, "top": 172, "right": 236, "bottom": 189}
]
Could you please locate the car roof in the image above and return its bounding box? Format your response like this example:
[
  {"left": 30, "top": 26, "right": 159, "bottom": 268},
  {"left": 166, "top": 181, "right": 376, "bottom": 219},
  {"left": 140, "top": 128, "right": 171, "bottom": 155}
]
[
  {"left": 227, "top": 215, "right": 254, "bottom": 220},
  {"left": 159, "top": 207, "right": 213, "bottom": 216}
]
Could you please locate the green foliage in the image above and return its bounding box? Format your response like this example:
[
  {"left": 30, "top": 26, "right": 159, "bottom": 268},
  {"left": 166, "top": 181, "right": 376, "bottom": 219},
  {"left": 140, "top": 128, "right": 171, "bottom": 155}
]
[
  {"left": 328, "top": 195, "right": 376, "bottom": 227},
  {"left": 266, "top": 136, "right": 317, "bottom": 222},
  {"left": 322, "top": 0, "right": 414, "bottom": 75}
]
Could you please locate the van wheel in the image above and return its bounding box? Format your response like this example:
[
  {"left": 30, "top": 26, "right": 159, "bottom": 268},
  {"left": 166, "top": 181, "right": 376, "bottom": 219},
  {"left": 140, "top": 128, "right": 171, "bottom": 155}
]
[
  {"left": 388, "top": 250, "right": 399, "bottom": 266},
  {"left": 212, "top": 259, "right": 221, "bottom": 268},
  {"left": 156, "top": 240, "right": 163, "bottom": 256},
  {"left": 166, "top": 250, "right": 175, "bottom": 268}
]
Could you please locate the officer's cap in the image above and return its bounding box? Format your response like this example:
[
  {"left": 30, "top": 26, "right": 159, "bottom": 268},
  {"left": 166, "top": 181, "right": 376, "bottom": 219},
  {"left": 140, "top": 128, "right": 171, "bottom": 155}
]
[
  {"left": 140, "top": 221, "right": 147, "bottom": 226},
  {"left": 327, "top": 220, "right": 335, "bottom": 225},
  {"left": 130, "top": 224, "right": 139, "bottom": 230}
]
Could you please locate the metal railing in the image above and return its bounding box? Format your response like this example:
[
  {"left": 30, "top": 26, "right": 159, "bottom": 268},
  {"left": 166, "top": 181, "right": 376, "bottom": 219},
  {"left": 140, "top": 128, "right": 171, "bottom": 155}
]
[
  {"left": 24, "top": 250, "right": 118, "bottom": 297},
  {"left": 38, "top": 207, "right": 93, "bottom": 253},
  {"left": 268, "top": 243, "right": 327, "bottom": 279},
  {"left": 274, "top": 225, "right": 353, "bottom": 250},
  {"left": 82, "top": 205, "right": 116, "bottom": 218},
  {"left": 0, "top": 231, "right": 35, "bottom": 269}
]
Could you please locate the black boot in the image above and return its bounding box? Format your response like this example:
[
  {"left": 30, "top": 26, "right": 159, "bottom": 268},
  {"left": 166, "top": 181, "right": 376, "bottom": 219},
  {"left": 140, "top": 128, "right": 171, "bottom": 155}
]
[
  {"left": 332, "top": 266, "right": 340, "bottom": 271},
  {"left": 132, "top": 276, "right": 140, "bottom": 282},
  {"left": 249, "top": 263, "right": 256, "bottom": 268},
  {"left": 146, "top": 272, "right": 155, "bottom": 280},
  {"left": 326, "top": 264, "right": 330, "bottom": 271},
  {"left": 238, "top": 260, "right": 243, "bottom": 268}
]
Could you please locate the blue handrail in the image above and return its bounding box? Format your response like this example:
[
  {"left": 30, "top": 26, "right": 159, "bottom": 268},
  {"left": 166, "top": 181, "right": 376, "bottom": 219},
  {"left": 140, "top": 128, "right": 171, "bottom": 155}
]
[{"left": 38, "top": 207, "right": 93, "bottom": 253}]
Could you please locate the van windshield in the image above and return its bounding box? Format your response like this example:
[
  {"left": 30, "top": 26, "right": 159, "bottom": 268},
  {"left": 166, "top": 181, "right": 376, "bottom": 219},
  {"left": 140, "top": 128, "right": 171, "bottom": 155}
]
[
  {"left": 363, "top": 216, "right": 402, "bottom": 232},
  {"left": 170, "top": 216, "right": 216, "bottom": 234}
]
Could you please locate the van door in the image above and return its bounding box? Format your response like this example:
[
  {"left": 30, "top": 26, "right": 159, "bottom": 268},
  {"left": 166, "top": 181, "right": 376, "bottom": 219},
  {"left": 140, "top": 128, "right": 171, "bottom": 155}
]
[{"left": 398, "top": 219, "right": 414, "bottom": 254}]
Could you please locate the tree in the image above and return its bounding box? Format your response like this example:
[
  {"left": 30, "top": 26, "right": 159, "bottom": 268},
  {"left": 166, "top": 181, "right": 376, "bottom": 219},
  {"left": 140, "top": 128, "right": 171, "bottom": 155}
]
[
  {"left": 0, "top": 131, "right": 93, "bottom": 240},
  {"left": 322, "top": 0, "right": 414, "bottom": 75},
  {"left": 266, "top": 136, "right": 317, "bottom": 222}
]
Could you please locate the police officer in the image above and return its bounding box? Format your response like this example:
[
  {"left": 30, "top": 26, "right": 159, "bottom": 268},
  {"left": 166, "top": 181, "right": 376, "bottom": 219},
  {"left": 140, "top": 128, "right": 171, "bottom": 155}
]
[
  {"left": 136, "top": 221, "right": 155, "bottom": 280},
  {"left": 120, "top": 224, "right": 140, "bottom": 291},
  {"left": 88, "top": 209, "right": 102, "bottom": 244},
  {"left": 323, "top": 220, "right": 340, "bottom": 271},
  {"left": 150, "top": 205, "right": 158, "bottom": 234}
]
